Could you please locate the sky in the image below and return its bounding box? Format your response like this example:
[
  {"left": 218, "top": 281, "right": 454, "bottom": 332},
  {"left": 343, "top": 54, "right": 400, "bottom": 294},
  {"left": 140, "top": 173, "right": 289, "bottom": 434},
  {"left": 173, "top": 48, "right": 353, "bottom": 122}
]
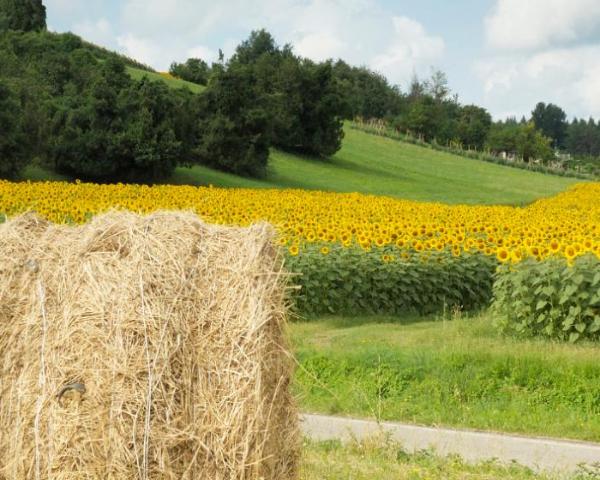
[{"left": 44, "top": 0, "right": 600, "bottom": 120}]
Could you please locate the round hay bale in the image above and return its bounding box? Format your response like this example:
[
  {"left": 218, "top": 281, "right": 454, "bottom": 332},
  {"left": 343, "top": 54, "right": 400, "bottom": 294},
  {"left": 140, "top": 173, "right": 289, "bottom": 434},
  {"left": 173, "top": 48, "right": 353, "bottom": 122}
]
[{"left": 0, "top": 211, "right": 299, "bottom": 479}]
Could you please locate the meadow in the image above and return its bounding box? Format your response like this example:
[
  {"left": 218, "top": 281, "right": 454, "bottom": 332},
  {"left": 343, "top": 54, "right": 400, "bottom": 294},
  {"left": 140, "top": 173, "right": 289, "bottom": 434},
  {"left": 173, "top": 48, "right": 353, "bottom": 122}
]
[
  {"left": 292, "top": 312, "right": 600, "bottom": 442},
  {"left": 22, "top": 127, "right": 579, "bottom": 205}
]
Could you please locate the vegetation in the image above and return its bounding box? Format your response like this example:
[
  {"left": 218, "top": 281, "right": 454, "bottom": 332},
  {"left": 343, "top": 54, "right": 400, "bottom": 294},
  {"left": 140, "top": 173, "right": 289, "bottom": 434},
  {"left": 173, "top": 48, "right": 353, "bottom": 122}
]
[
  {"left": 48, "top": 58, "right": 183, "bottom": 181},
  {"left": 0, "top": 0, "right": 46, "bottom": 32},
  {"left": 494, "top": 255, "right": 600, "bottom": 342},
  {"left": 230, "top": 30, "right": 345, "bottom": 157},
  {"left": 169, "top": 57, "right": 211, "bottom": 86},
  {"left": 1, "top": 180, "right": 596, "bottom": 322},
  {"left": 353, "top": 120, "right": 597, "bottom": 179},
  {"left": 301, "top": 438, "right": 559, "bottom": 480},
  {"left": 193, "top": 61, "right": 272, "bottom": 176},
  {"left": 287, "top": 247, "right": 494, "bottom": 316},
  {"left": 0, "top": 81, "right": 26, "bottom": 178},
  {"left": 1, "top": 180, "right": 596, "bottom": 261},
  {"left": 291, "top": 312, "right": 600, "bottom": 442},
  {"left": 126, "top": 66, "right": 205, "bottom": 93},
  {"left": 23, "top": 127, "right": 579, "bottom": 204}
]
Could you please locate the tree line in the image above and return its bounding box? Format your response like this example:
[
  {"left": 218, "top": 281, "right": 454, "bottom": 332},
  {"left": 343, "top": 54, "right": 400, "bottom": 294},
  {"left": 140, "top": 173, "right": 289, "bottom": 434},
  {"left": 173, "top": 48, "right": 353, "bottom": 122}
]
[
  {"left": 2, "top": 0, "right": 598, "bottom": 182},
  {"left": 0, "top": 2, "right": 344, "bottom": 181}
]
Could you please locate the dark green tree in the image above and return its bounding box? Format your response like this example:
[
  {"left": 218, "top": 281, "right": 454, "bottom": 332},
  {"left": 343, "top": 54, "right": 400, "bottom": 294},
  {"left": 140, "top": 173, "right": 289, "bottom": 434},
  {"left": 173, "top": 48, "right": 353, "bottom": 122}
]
[
  {"left": 0, "top": 81, "right": 28, "bottom": 178},
  {"left": 457, "top": 105, "right": 492, "bottom": 150},
  {"left": 169, "top": 58, "right": 211, "bottom": 85},
  {"left": 0, "top": 0, "right": 46, "bottom": 32},
  {"left": 233, "top": 29, "right": 278, "bottom": 65},
  {"left": 531, "top": 102, "right": 567, "bottom": 148},
  {"left": 194, "top": 62, "right": 271, "bottom": 176},
  {"left": 230, "top": 29, "right": 345, "bottom": 157},
  {"left": 566, "top": 118, "right": 600, "bottom": 157},
  {"left": 49, "top": 58, "right": 181, "bottom": 181},
  {"left": 402, "top": 96, "right": 439, "bottom": 140}
]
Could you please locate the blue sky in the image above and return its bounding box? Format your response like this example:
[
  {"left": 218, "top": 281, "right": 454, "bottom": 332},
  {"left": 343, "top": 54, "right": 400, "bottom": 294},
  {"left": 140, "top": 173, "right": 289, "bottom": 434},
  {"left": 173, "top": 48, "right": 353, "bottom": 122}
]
[{"left": 45, "top": 0, "right": 600, "bottom": 120}]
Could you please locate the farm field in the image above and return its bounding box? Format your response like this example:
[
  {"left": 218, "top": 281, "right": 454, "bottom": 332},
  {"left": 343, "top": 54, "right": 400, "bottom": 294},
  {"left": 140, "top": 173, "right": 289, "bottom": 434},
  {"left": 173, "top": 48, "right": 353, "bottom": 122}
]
[
  {"left": 300, "top": 439, "right": 560, "bottom": 479},
  {"left": 291, "top": 312, "right": 600, "bottom": 442},
  {"left": 22, "top": 128, "right": 579, "bottom": 205}
]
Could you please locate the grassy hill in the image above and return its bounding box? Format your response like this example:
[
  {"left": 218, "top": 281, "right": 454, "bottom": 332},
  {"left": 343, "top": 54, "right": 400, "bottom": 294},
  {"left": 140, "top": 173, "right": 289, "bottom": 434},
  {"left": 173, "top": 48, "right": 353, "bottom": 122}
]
[
  {"left": 168, "top": 128, "right": 577, "bottom": 205},
  {"left": 126, "top": 66, "right": 205, "bottom": 94},
  {"left": 23, "top": 127, "right": 578, "bottom": 205}
]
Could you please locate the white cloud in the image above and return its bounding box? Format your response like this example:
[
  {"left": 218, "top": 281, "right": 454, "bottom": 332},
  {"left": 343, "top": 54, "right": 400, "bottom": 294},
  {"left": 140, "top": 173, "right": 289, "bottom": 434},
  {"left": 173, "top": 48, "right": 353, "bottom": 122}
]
[
  {"left": 116, "top": 34, "right": 159, "bottom": 66},
  {"left": 72, "top": 18, "right": 114, "bottom": 47},
  {"left": 475, "top": 45, "right": 600, "bottom": 119},
  {"left": 371, "top": 16, "right": 444, "bottom": 84},
  {"left": 485, "top": 0, "right": 600, "bottom": 51},
  {"left": 475, "top": 0, "right": 600, "bottom": 118},
  {"left": 186, "top": 45, "right": 218, "bottom": 63}
]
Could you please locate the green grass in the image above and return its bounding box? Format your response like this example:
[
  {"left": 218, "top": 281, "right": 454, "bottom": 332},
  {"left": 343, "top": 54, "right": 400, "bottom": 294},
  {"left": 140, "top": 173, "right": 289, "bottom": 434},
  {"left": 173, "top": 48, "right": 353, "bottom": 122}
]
[
  {"left": 126, "top": 66, "right": 205, "bottom": 94},
  {"left": 290, "top": 312, "right": 600, "bottom": 442},
  {"left": 21, "top": 127, "right": 578, "bottom": 205},
  {"left": 301, "top": 438, "right": 566, "bottom": 479},
  {"left": 169, "top": 128, "right": 577, "bottom": 205}
]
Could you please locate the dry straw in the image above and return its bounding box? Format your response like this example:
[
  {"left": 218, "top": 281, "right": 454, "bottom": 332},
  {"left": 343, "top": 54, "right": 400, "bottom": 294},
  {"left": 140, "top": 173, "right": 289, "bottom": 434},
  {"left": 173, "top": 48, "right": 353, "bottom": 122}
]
[{"left": 0, "top": 211, "right": 299, "bottom": 479}]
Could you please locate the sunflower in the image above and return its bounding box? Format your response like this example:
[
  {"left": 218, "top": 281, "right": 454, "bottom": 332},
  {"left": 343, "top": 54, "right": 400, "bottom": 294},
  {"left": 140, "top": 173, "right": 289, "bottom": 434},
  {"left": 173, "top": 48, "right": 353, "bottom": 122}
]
[{"left": 496, "top": 247, "right": 510, "bottom": 263}]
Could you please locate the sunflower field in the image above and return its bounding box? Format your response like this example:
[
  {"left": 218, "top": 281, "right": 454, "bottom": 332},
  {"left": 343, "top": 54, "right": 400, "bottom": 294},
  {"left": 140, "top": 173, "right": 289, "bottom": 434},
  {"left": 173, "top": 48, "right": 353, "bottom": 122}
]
[{"left": 0, "top": 180, "right": 598, "bottom": 337}]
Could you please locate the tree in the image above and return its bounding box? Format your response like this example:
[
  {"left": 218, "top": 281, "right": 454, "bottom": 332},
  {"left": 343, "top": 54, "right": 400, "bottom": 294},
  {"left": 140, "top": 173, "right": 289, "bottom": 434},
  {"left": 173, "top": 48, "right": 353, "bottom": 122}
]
[
  {"left": 0, "top": 81, "right": 28, "bottom": 178},
  {"left": 457, "top": 105, "right": 492, "bottom": 150},
  {"left": 566, "top": 118, "right": 600, "bottom": 157},
  {"left": 232, "top": 29, "right": 278, "bottom": 65},
  {"left": 402, "top": 96, "right": 438, "bottom": 140},
  {"left": 531, "top": 102, "right": 567, "bottom": 148},
  {"left": 516, "top": 122, "right": 554, "bottom": 163},
  {"left": 487, "top": 121, "right": 553, "bottom": 163},
  {"left": 49, "top": 58, "right": 182, "bottom": 181},
  {"left": 424, "top": 70, "right": 450, "bottom": 103},
  {"left": 230, "top": 29, "right": 345, "bottom": 157},
  {"left": 272, "top": 59, "right": 344, "bottom": 156},
  {"left": 331, "top": 60, "right": 406, "bottom": 119},
  {"left": 0, "top": 0, "right": 46, "bottom": 32},
  {"left": 194, "top": 62, "right": 271, "bottom": 177},
  {"left": 169, "top": 58, "right": 211, "bottom": 85}
]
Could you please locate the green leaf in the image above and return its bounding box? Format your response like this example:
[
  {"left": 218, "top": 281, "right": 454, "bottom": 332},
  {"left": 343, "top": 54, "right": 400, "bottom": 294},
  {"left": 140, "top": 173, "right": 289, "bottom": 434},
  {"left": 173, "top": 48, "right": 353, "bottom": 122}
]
[
  {"left": 536, "top": 300, "right": 548, "bottom": 311},
  {"left": 569, "top": 332, "right": 581, "bottom": 343}
]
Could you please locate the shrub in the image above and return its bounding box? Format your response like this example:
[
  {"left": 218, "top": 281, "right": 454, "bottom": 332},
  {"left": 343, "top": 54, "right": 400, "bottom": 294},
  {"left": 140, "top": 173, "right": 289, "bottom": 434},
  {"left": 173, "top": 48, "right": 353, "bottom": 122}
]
[
  {"left": 285, "top": 244, "right": 495, "bottom": 317},
  {"left": 493, "top": 255, "right": 600, "bottom": 342}
]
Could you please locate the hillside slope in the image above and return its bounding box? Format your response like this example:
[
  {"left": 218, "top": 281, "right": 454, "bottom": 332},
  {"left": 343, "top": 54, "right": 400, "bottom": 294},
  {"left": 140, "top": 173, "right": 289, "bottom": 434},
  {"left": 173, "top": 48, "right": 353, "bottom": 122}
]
[
  {"left": 168, "top": 128, "right": 578, "bottom": 205},
  {"left": 126, "top": 66, "right": 205, "bottom": 93},
  {"left": 24, "top": 128, "right": 577, "bottom": 205}
]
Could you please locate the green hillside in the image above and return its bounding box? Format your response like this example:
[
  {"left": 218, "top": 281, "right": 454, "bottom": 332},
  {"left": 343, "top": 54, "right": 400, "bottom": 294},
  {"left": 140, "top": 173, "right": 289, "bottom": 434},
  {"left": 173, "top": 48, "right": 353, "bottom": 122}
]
[
  {"left": 168, "top": 128, "right": 577, "bottom": 205},
  {"left": 23, "top": 127, "right": 577, "bottom": 205},
  {"left": 126, "top": 66, "right": 205, "bottom": 93}
]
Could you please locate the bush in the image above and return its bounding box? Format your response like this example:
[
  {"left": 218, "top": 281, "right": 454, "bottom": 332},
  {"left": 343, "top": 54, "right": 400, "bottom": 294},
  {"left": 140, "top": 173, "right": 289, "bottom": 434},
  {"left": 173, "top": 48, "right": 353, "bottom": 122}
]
[
  {"left": 493, "top": 255, "right": 600, "bottom": 342},
  {"left": 285, "top": 244, "right": 495, "bottom": 317}
]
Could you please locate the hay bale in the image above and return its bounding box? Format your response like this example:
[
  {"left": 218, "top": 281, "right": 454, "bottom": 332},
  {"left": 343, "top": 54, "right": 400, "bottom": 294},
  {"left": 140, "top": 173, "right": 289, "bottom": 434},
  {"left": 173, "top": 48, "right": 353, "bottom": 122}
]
[{"left": 0, "top": 211, "right": 299, "bottom": 479}]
